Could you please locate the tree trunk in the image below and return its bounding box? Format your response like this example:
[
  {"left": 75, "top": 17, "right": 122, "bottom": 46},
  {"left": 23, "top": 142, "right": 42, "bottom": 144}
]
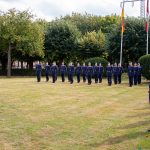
[
  {"left": 28, "top": 60, "right": 33, "bottom": 70},
  {"left": 21, "top": 61, "right": 23, "bottom": 69},
  {"left": 7, "top": 42, "right": 11, "bottom": 77}
]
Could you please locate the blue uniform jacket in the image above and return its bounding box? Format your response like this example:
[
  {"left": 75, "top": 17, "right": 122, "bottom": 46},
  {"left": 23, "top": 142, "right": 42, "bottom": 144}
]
[
  {"left": 86, "top": 66, "right": 93, "bottom": 76},
  {"left": 94, "top": 66, "right": 99, "bottom": 75},
  {"left": 99, "top": 66, "right": 103, "bottom": 75},
  {"left": 76, "top": 66, "right": 82, "bottom": 75},
  {"left": 106, "top": 66, "right": 113, "bottom": 77},
  {"left": 68, "top": 66, "right": 74, "bottom": 75},
  {"left": 133, "top": 66, "right": 138, "bottom": 76},
  {"left": 113, "top": 66, "right": 118, "bottom": 75},
  {"left": 51, "top": 66, "right": 58, "bottom": 75},
  {"left": 36, "top": 64, "right": 42, "bottom": 75},
  {"left": 60, "top": 65, "right": 67, "bottom": 74},
  {"left": 128, "top": 66, "right": 134, "bottom": 77},
  {"left": 82, "top": 66, "right": 87, "bottom": 75},
  {"left": 137, "top": 66, "right": 142, "bottom": 76},
  {"left": 45, "top": 65, "right": 50, "bottom": 74},
  {"left": 118, "top": 66, "right": 123, "bottom": 75}
]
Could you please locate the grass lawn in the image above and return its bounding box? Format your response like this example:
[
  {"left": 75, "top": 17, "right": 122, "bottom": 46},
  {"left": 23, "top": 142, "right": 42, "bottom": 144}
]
[{"left": 0, "top": 77, "right": 150, "bottom": 150}]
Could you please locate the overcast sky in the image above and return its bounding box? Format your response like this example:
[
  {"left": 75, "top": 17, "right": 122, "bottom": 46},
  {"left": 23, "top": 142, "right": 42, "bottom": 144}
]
[{"left": 0, "top": 0, "right": 142, "bottom": 21}]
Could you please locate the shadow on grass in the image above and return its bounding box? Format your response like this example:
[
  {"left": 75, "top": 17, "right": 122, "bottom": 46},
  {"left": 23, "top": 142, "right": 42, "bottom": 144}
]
[
  {"left": 116, "top": 120, "right": 150, "bottom": 129},
  {"left": 89, "top": 131, "right": 147, "bottom": 148},
  {"left": 127, "top": 112, "right": 150, "bottom": 118}
]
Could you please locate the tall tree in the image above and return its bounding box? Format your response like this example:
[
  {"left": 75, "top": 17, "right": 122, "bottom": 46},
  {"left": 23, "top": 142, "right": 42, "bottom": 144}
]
[{"left": 45, "top": 20, "right": 81, "bottom": 63}]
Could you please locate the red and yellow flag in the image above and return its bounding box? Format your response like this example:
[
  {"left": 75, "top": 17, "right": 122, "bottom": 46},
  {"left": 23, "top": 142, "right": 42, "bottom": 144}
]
[
  {"left": 146, "top": 0, "right": 149, "bottom": 32},
  {"left": 121, "top": 4, "right": 125, "bottom": 33}
]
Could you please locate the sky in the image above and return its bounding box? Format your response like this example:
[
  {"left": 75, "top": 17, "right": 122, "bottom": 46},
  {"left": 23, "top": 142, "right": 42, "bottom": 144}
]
[{"left": 0, "top": 0, "right": 142, "bottom": 21}]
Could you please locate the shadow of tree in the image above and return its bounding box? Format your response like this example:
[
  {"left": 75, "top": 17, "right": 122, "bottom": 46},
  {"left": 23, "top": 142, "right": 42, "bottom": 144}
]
[
  {"left": 89, "top": 131, "right": 147, "bottom": 148},
  {"left": 127, "top": 112, "right": 150, "bottom": 118},
  {"left": 116, "top": 120, "right": 150, "bottom": 129}
]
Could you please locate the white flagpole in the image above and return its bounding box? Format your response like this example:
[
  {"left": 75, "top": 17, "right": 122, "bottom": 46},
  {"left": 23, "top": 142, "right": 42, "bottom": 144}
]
[
  {"left": 120, "top": 32, "right": 123, "bottom": 65},
  {"left": 146, "top": 0, "right": 149, "bottom": 55}
]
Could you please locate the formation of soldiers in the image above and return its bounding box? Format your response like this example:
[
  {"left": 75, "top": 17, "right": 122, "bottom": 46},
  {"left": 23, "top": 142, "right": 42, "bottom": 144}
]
[{"left": 36, "top": 61, "right": 142, "bottom": 87}]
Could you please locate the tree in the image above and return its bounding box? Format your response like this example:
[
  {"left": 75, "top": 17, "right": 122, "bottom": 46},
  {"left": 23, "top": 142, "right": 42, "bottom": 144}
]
[
  {"left": 108, "top": 17, "right": 147, "bottom": 64},
  {"left": 78, "top": 30, "right": 107, "bottom": 61},
  {"left": 0, "top": 9, "right": 44, "bottom": 76},
  {"left": 45, "top": 20, "right": 81, "bottom": 63}
]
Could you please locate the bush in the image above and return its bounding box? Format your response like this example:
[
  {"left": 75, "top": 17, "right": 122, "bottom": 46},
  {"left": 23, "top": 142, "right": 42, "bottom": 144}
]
[
  {"left": 139, "top": 54, "right": 150, "bottom": 80},
  {"left": 84, "top": 57, "right": 108, "bottom": 67}
]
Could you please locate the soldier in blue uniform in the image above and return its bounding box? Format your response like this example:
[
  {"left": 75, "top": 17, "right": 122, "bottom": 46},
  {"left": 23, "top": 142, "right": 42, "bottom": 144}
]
[
  {"left": 76, "top": 63, "right": 82, "bottom": 83},
  {"left": 98, "top": 63, "right": 103, "bottom": 83},
  {"left": 106, "top": 63, "right": 113, "bottom": 86},
  {"left": 93, "top": 62, "right": 99, "bottom": 83},
  {"left": 36, "top": 61, "right": 42, "bottom": 82},
  {"left": 82, "top": 63, "right": 87, "bottom": 83},
  {"left": 128, "top": 62, "right": 134, "bottom": 87},
  {"left": 113, "top": 63, "right": 118, "bottom": 84},
  {"left": 86, "top": 62, "right": 93, "bottom": 85},
  {"left": 51, "top": 62, "right": 58, "bottom": 83},
  {"left": 118, "top": 63, "right": 123, "bottom": 84},
  {"left": 133, "top": 63, "right": 138, "bottom": 85},
  {"left": 45, "top": 62, "right": 50, "bottom": 82},
  {"left": 60, "top": 62, "right": 67, "bottom": 82},
  {"left": 68, "top": 62, "right": 74, "bottom": 84},
  {"left": 137, "top": 63, "right": 142, "bottom": 84}
]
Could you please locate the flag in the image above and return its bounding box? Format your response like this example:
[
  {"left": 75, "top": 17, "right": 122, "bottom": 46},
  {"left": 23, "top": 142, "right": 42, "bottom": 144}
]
[
  {"left": 121, "top": 4, "right": 125, "bottom": 33},
  {"left": 146, "top": 0, "right": 149, "bottom": 32}
]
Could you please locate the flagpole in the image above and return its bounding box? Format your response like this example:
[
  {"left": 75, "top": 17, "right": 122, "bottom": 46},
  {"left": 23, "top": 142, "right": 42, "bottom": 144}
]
[
  {"left": 147, "top": 22, "right": 149, "bottom": 55},
  {"left": 120, "top": 32, "right": 123, "bottom": 65},
  {"left": 146, "top": 0, "right": 149, "bottom": 55}
]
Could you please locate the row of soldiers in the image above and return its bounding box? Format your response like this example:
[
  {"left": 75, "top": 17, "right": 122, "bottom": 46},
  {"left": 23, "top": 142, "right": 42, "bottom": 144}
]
[{"left": 36, "top": 61, "right": 142, "bottom": 87}]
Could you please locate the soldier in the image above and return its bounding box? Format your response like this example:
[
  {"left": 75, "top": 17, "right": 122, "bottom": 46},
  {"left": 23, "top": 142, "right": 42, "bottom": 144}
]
[
  {"left": 45, "top": 62, "right": 50, "bottom": 82},
  {"left": 113, "top": 63, "right": 118, "bottom": 84},
  {"left": 86, "top": 62, "right": 93, "bottom": 85},
  {"left": 35, "top": 61, "right": 42, "bottom": 82},
  {"left": 106, "top": 63, "right": 113, "bottom": 86},
  {"left": 137, "top": 63, "right": 142, "bottom": 84},
  {"left": 118, "top": 63, "right": 123, "bottom": 84},
  {"left": 133, "top": 63, "right": 138, "bottom": 85},
  {"left": 93, "top": 62, "right": 99, "bottom": 83},
  {"left": 67, "top": 62, "right": 70, "bottom": 82},
  {"left": 128, "top": 62, "right": 134, "bottom": 87},
  {"left": 60, "top": 62, "right": 67, "bottom": 82},
  {"left": 67, "top": 62, "right": 74, "bottom": 84},
  {"left": 82, "top": 62, "right": 87, "bottom": 83},
  {"left": 98, "top": 63, "right": 103, "bottom": 83},
  {"left": 76, "top": 63, "right": 82, "bottom": 83},
  {"left": 51, "top": 62, "right": 58, "bottom": 83}
]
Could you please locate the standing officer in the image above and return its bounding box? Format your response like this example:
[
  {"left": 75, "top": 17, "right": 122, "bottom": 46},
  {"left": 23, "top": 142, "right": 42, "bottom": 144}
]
[
  {"left": 36, "top": 61, "right": 42, "bottom": 82},
  {"left": 51, "top": 62, "right": 58, "bottom": 83},
  {"left": 133, "top": 63, "right": 138, "bottom": 85},
  {"left": 118, "top": 63, "right": 123, "bottom": 84},
  {"left": 45, "top": 62, "right": 50, "bottom": 82},
  {"left": 128, "top": 62, "right": 134, "bottom": 87},
  {"left": 76, "top": 63, "right": 82, "bottom": 83},
  {"left": 113, "top": 63, "right": 118, "bottom": 84},
  {"left": 98, "top": 63, "right": 103, "bottom": 83},
  {"left": 106, "top": 63, "right": 113, "bottom": 86},
  {"left": 68, "top": 62, "right": 74, "bottom": 84},
  {"left": 82, "top": 63, "right": 87, "bottom": 83},
  {"left": 137, "top": 63, "right": 142, "bottom": 84},
  {"left": 93, "top": 62, "right": 99, "bottom": 84},
  {"left": 86, "top": 62, "right": 93, "bottom": 85},
  {"left": 60, "top": 62, "right": 67, "bottom": 82}
]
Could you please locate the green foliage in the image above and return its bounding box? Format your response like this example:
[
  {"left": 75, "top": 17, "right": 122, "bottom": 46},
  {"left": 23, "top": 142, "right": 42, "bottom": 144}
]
[
  {"left": 78, "top": 30, "right": 107, "bottom": 60},
  {"left": 63, "top": 13, "right": 120, "bottom": 34},
  {"left": 45, "top": 20, "right": 81, "bottom": 62},
  {"left": 84, "top": 57, "right": 108, "bottom": 67},
  {"left": 108, "top": 17, "right": 147, "bottom": 63},
  {"left": 139, "top": 54, "right": 150, "bottom": 80}
]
